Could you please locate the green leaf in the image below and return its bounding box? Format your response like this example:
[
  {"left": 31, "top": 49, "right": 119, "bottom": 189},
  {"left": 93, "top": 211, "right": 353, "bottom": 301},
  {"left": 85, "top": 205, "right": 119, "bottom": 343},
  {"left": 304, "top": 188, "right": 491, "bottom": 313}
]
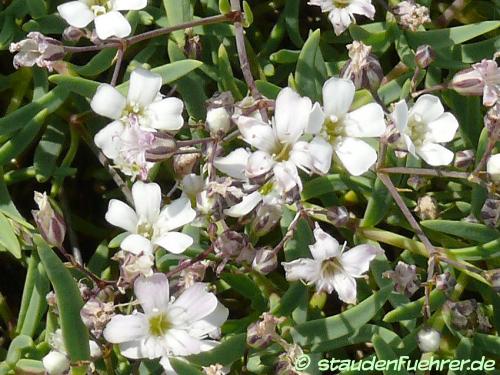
[
  {"left": 405, "top": 21, "right": 500, "bottom": 49},
  {"left": 449, "top": 238, "right": 500, "bottom": 260},
  {"left": 15, "top": 359, "right": 45, "bottom": 374},
  {"left": 360, "top": 177, "right": 390, "bottom": 228},
  {"left": 0, "top": 87, "right": 68, "bottom": 136},
  {"left": 19, "top": 261, "right": 49, "bottom": 337},
  {"left": 421, "top": 220, "right": 500, "bottom": 243},
  {"left": 283, "top": 0, "right": 303, "bottom": 47},
  {"left": 221, "top": 273, "right": 267, "bottom": 311},
  {"left": 6, "top": 335, "right": 33, "bottom": 365},
  {"left": 0, "top": 211, "right": 20, "bottom": 258},
  {"left": 291, "top": 284, "right": 392, "bottom": 346},
  {"left": 73, "top": 49, "right": 118, "bottom": 76},
  {"left": 295, "top": 29, "right": 326, "bottom": 102},
  {"left": 169, "top": 359, "right": 203, "bottom": 375},
  {"left": 36, "top": 237, "right": 90, "bottom": 364},
  {"left": 372, "top": 334, "right": 409, "bottom": 375},
  {"left": 302, "top": 174, "right": 372, "bottom": 201},
  {"left": 383, "top": 289, "right": 446, "bottom": 323},
  {"left": 188, "top": 333, "right": 246, "bottom": 366},
  {"left": 217, "top": 44, "right": 243, "bottom": 100},
  {"left": 442, "top": 91, "right": 482, "bottom": 148},
  {"left": 162, "top": 0, "right": 192, "bottom": 46},
  {"left": 34, "top": 122, "right": 65, "bottom": 183}
]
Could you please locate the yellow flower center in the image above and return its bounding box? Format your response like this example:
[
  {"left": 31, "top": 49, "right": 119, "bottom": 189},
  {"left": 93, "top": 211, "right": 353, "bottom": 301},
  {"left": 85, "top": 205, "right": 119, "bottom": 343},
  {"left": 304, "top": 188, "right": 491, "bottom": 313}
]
[
  {"left": 333, "top": 0, "right": 351, "bottom": 8},
  {"left": 148, "top": 313, "right": 171, "bottom": 337},
  {"left": 324, "top": 116, "right": 345, "bottom": 143},
  {"left": 320, "top": 258, "right": 343, "bottom": 279},
  {"left": 137, "top": 221, "right": 154, "bottom": 239},
  {"left": 407, "top": 114, "right": 427, "bottom": 146},
  {"left": 90, "top": 0, "right": 112, "bottom": 15}
]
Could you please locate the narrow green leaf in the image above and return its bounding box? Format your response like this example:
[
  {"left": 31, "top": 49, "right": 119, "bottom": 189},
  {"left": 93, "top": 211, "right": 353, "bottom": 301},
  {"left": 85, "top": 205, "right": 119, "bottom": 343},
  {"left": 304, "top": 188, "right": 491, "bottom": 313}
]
[
  {"left": 372, "top": 334, "right": 410, "bottom": 375},
  {"left": 36, "top": 237, "right": 90, "bottom": 363},
  {"left": 188, "top": 333, "right": 246, "bottom": 366},
  {"left": 0, "top": 211, "right": 20, "bottom": 258},
  {"left": 383, "top": 289, "right": 446, "bottom": 323},
  {"left": 34, "top": 122, "right": 65, "bottom": 183},
  {"left": 421, "top": 220, "right": 499, "bottom": 243},
  {"left": 295, "top": 29, "right": 326, "bottom": 102},
  {"left": 291, "top": 284, "right": 392, "bottom": 346},
  {"left": 19, "top": 261, "right": 49, "bottom": 337}
]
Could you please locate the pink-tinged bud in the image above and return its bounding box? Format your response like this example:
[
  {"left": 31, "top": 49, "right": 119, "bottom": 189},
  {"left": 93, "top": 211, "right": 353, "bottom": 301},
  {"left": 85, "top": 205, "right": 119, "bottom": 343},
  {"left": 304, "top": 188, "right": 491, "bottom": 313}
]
[
  {"left": 9, "top": 32, "right": 64, "bottom": 71},
  {"left": 340, "top": 41, "right": 383, "bottom": 91},
  {"left": 252, "top": 247, "right": 277, "bottom": 275},
  {"left": 62, "top": 26, "right": 84, "bottom": 42},
  {"left": 481, "top": 198, "right": 499, "bottom": 227},
  {"left": 383, "top": 261, "right": 420, "bottom": 297},
  {"left": 250, "top": 200, "right": 281, "bottom": 237},
  {"left": 144, "top": 132, "right": 177, "bottom": 162},
  {"left": 454, "top": 149, "right": 475, "bottom": 169},
  {"left": 326, "top": 206, "right": 349, "bottom": 227},
  {"left": 407, "top": 175, "right": 429, "bottom": 191},
  {"left": 415, "top": 44, "right": 435, "bottom": 69},
  {"left": 451, "top": 68, "right": 485, "bottom": 96},
  {"left": 246, "top": 313, "right": 285, "bottom": 349},
  {"left": 435, "top": 272, "right": 456, "bottom": 294},
  {"left": 32, "top": 192, "right": 66, "bottom": 248},
  {"left": 80, "top": 298, "right": 115, "bottom": 338}
]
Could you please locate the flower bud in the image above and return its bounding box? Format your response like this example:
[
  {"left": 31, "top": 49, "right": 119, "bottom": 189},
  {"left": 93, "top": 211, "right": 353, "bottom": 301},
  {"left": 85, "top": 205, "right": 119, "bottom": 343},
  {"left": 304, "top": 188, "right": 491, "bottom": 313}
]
[
  {"left": 326, "top": 206, "right": 350, "bottom": 227},
  {"left": 10, "top": 32, "right": 64, "bottom": 71},
  {"left": 340, "top": 41, "right": 383, "bottom": 91},
  {"left": 80, "top": 298, "right": 115, "bottom": 338},
  {"left": 435, "top": 272, "right": 456, "bottom": 293},
  {"left": 450, "top": 67, "right": 485, "bottom": 96},
  {"left": 407, "top": 175, "right": 429, "bottom": 191},
  {"left": 179, "top": 260, "right": 208, "bottom": 289},
  {"left": 62, "top": 26, "right": 84, "bottom": 42},
  {"left": 181, "top": 174, "right": 205, "bottom": 200},
  {"left": 173, "top": 148, "right": 199, "bottom": 177},
  {"left": 246, "top": 313, "right": 285, "bottom": 349},
  {"left": 383, "top": 261, "right": 420, "bottom": 297},
  {"left": 145, "top": 133, "right": 177, "bottom": 162},
  {"left": 415, "top": 45, "right": 435, "bottom": 69},
  {"left": 276, "top": 344, "right": 304, "bottom": 375},
  {"left": 415, "top": 195, "right": 439, "bottom": 220},
  {"left": 392, "top": 1, "right": 430, "bottom": 31},
  {"left": 206, "top": 107, "right": 231, "bottom": 136},
  {"left": 454, "top": 149, "right": 475, "bottom": 169},
  {"left": 486, "top": 269, "right": 500, "bottom": 293},
  {"left": 32, "top": 192, "right": 66, "bottom": 248},
  {"left": 417, "top": 327, "right": 441, "bottom": 353},
  {"left": 487, "top": 154, "right": 500, "bottom": 183},
  {"left": 214, "top": 230, "right": 254, "bottom": 264},
  {"left": 184, "top": 34, "right": 202, "bottom": 60},
  {"left": 252, "top": 247, "right": 278, "bottom": 275},
  {"left": 42, "top": 351, "right": 70, "bottom": 375},
  {"left": 250, "top": 200, "right": 282, "bottom": 237},
  {"left": 485, "top": 103, "right": 500, "bottom": 139},
  {"left": 480, "top": 198, "right": 499, "bottom": 227}
]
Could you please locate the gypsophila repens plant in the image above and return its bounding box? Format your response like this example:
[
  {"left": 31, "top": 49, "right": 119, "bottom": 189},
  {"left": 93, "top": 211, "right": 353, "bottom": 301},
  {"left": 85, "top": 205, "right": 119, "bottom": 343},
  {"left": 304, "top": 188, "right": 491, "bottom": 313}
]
[{"left": 0, "top": 0, "right": 499, "bottom": 374}]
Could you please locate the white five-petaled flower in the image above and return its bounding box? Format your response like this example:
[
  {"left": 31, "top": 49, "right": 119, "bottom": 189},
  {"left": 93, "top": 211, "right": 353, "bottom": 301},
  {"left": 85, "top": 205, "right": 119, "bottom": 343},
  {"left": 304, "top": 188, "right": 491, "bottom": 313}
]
[
  {"left": 225, "top": 87, "right": 331, "bottom": 194},
  {"left": 392, "top": 94, "right": 459, "bottom": 166},
  {"left": 487, "top": 154, "right": 500, "bottom": 183},
  {"left": 105, "top": 181, "right": 196, "bottom": 254},
  {"left": 103, "top": 273, "right": 229, "bottom": 374},
  {"left": 308, "top": 0, "right": 375, "bottom": 35},
  {"left": 307, "top": 77, "right": 386, "bottom": 176},
  {"left": 57, "top": 0, "right": 146, "bottom": 40},
  {"left": 92, "top": 68, "right": 183, "bottom": 178},
  {"left": 282, "top": 223, "right": 382, "bottom": 304}
]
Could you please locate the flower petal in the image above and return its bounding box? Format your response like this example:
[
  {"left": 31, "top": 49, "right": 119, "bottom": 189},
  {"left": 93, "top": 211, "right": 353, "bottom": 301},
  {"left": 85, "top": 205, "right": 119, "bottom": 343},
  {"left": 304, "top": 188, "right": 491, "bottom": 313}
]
[
  {"left": 246, "top": 150, "right": 275, "bottom": 179},
  {"left": 128, "top": 68, "right": 162, "bottom": 108},
  {"left": 274, "top": 87, "right": 312, "bottom": 143},
  {"left": 416, "top": 143, "right": 454, "bottom": 166},
  {"left": 309, "top": 136, "right": 334, "bottom": 174},
  {"left": 91, "top": 84, "right": 126, "bottom": 120},
  {"left": 132, "top": 181, "right": 161, "bottom": 223},
  {"left": 170, "top": 283, "right": 218, "bottom": 323},
  {"left": 334, "top": 137, "right": 377, "bottom": 176},
  {"left": 154, "top": 232, "right": 193, "bottom": 254},
  {"left": 307, "top": 102, "right": 326, "bottom": 134},
  {"left": 349, "top": 0, "right": 376, "bottom": 18},
  {"left": 426, "top": 112, "right": 459, "bottom": 143},
  {"left": 146, "top": 97, "right": 184, "bottom": 131},
  {"left": 341, "top": 244, "right": 383, "bottom": 277},
  {"left": 134, "top": 273, "right": 170, "bottom": 313},
  {"left": 322, "top": 77, "right": 355, "bottom": 119},
  {"left": 57, "top": 1, "right": 94, "bottom": 28},
  {"left": 103, "top": 313, "right": 148, "bottom": 343},
  {"left": 223, "top": 191, "right": 262, "bottom": 218},
  {"left": 282, "top": 258, "right": 320, "bottom": 283},
  {"left": 236, "top": 116, "right": 279, "bottom": 154},
  {"left": 310, "top": 223, "right": 340, "bottom": 260},
  {"left": 94, "top": 120, "right": 125, "bottom": 159},
  {"left": 112, "top": 0, "right": 146, "bottom": 11},
  {"left": 94, "top": 11, "right": 131, "bottom": 39},
  {"left": 273, "top": 161, "right": 302, "bottom": 193},
  {"left": 332, "top": 271, "right": 357, "bottom": 304},
  {"left": 410, "top": 94, "right": 444, "bottom": 123},
  {"left": 344, "top": 103, "right": 386, "bottom": 137},
  {"left": 188, "top": 302, "right": 229, "bottom": 337},
  {"left": 392, "top": 99, "right": 409, "bottom": 133},
  {"left": 105, "top": 200, "right": 138, "bottom": 232},
  {"left": 121, "top": 234, "right": 153, "bottom": 255},
  {"left": 157, "top": 197, "right": 196, "bottom": 232},
  {"left": 213, "top": 148, "right": 250, "bottom": 180}
]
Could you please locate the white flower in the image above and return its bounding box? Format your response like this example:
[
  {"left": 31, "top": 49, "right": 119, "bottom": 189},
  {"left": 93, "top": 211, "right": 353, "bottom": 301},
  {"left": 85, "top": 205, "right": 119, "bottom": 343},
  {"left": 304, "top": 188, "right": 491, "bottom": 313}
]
[
  {"left": 206, "top": 107, "right": 231, "bottom": 136},
  {"left": 308, "top": 0, "right": 375, "bottom": 35},
  {"left": 103, "top": 273, "right": 228, "bottom": 374},
  {"left": 487, "top": 154, "right": 500, "bottom": 183},
  {"left": 392, "top": 95, "right": 459, "bottom": 166},
  {"left": 282, "top": 223, "right": 382, "bottom": 304},
  {"left": 417, "top": 327, "right": 441, "bottom": 353},
  {"left": 232, "top": 87, "right": 331, "bottom": 193},
  {"left": 57, "top": 0, "right": 146, "bottom": 40},
  {"left": 43, "top": 351, "right": 70, "bottom": 375},
  {"left": 105, "top": 181, "right": 196, "bottom": 254},
  {"left": 308, "top": 77, "right": 386, "bottom": 176}
]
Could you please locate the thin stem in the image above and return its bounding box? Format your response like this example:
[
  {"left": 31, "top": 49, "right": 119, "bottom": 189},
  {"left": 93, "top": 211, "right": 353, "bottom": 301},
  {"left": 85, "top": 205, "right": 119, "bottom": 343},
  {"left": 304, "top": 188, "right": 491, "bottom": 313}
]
[
  {"left": 110, "top": 48, "right": 125, "bottom": 86},
  {"left": 165, "top": 246, "right": 214, "bottom": 278},
  {"left": 472, "top": 136, "right": 496, "bottom": 176},
  {"left": 379, "top": 167, "right": 470, "bottom": 179},
  {"left": 177, "top": 137, "right": 214, "bottom": 147},
  {"left": 230, "top": 0, "right": 268, "bottom": 122},
  {"left": 412, "top": 83, "right": 447, "bottom": 98},
  {"left": 272, "top": 206, "right": 303, "bottom": 255}
]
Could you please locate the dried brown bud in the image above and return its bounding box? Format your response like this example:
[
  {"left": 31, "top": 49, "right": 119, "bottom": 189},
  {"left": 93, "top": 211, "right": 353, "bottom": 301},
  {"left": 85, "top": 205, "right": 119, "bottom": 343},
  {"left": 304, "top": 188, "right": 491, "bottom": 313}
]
[
  {"left": 383, "top": 261, "right": 420, "bottom": 297},
  {"left": 454, "top": 149, "right": 475, "bottom": 169},
  {"left": 407, "top": 175, "right": 429, "bottom": 191},
  {"left": 62, "top": 26, "right": 84, "bottom": 42},
  {"left": 392, "top": 1, "right": 431, "bottom": 31},
  {"left": 32, "top": 192, "right": 66, "bottom": 248},
  {"left": 485, "top": 103, "right": 500, "bottom": 139},
  {"left": 173, "top": 148, "right": 199, "bottom": 177},
  {"left": 250, "top": 200, "right": 282, "bottom": 237},
  {"left": 252, "top": 247, "right": 278, "bottom": 275},
  {"left": 486, "top": 269, "right": 500, "bottom": 293},
  {"left": 415, "top": 45, "right": 435, "bottom": 69},
  {"left": 415, "top": 195, "right": 439, "bottom": 220},
  {"left": 275, "top": 344, "right": 304, "bottom": 375},
  {"left": 80, "top": 298, "right": 115, "bottom": 338},
  {"left": 247, "top": 313, "right": 285, "bottom": 349},
  {"left": 435, "top": 272, "right": 456, "bottom": 294},
  {"left": 480, "top": 198, "right": 499, "bottom": 227},
  {"left": 184, "top": 34, "right": 202, "bottom": 60},
  {"left": 340, "top": 41, "right": 383, "bottom": 92}
]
